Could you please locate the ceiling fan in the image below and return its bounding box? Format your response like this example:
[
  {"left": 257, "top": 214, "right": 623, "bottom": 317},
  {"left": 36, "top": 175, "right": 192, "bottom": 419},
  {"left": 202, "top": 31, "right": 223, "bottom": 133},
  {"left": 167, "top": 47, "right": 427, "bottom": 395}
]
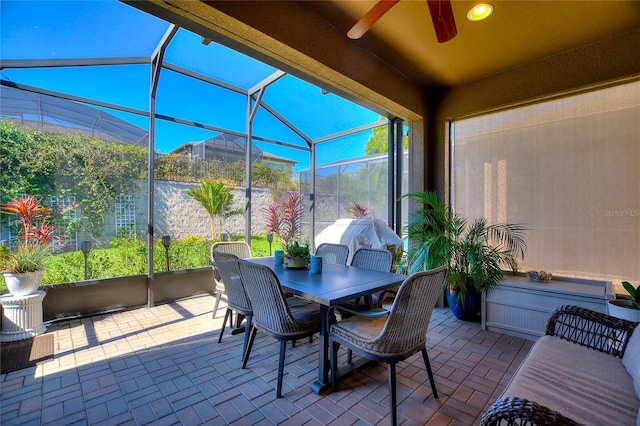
[{"left": 347, "top": 0, "right": 457, "bottom": 43}]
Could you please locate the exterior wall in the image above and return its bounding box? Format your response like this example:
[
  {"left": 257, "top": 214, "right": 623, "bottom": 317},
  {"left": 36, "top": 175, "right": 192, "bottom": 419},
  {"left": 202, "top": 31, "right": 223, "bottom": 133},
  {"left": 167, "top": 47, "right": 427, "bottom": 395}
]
[
  {"left": 152, "top": 183, "right": 275, "bottom": 240},
  {"left": 44, "top": 181, "right": 361, "bottom": 247},
  {"left": 128, "top": 182, "right": 344, "bottom": 242}
]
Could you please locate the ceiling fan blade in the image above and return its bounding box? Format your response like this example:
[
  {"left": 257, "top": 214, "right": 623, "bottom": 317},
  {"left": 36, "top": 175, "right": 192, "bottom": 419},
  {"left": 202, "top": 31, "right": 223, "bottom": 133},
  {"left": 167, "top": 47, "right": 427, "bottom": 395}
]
[
  {"left": 347, "top": 0, "right": 400, "bottom": 40},
  {"left": 426, "top": 0, "right": 457, "bottom": 43}
]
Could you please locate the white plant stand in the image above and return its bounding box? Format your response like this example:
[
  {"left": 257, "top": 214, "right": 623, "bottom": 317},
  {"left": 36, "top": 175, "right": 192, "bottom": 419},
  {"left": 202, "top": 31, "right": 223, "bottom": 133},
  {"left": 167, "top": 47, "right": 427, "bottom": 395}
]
[{"left": 0, "top": 290, "right": 47, "bottom": 342}]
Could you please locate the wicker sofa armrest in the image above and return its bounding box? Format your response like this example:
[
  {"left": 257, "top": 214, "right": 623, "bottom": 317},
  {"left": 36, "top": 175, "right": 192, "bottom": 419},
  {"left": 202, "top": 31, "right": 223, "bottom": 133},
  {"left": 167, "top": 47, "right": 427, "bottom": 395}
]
[
  {"left": 481, "top": 397, "right": 580, "bottom": 426},
  {"left": 545, "top": 304, "right": 639, "bottom": 358}
]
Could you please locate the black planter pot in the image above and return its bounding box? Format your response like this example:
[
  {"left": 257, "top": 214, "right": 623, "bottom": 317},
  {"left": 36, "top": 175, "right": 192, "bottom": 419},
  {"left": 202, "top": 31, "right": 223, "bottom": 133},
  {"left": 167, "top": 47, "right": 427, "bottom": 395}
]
[{"left": 446, "top": 288, "right": 481, "bottom": 321}]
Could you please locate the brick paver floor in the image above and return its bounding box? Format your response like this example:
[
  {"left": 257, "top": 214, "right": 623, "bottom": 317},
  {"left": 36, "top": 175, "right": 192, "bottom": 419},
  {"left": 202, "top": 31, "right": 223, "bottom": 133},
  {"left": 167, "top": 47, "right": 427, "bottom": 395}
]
[{"left": 1, "top": 294, "right": 533, "bottom": 425}]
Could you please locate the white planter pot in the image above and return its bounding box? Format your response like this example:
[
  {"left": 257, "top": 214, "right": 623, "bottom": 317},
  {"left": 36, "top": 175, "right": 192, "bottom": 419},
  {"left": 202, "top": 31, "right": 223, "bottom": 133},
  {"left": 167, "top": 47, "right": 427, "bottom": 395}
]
[
  {"left": 607, "top": 299, "right": 640, "bottom": 322},
  {"left": 3, "top": 271, "right": 43, "bottom": 297},
  {"left": 284, "top": 257, "right": 308, "bottom": 269}
]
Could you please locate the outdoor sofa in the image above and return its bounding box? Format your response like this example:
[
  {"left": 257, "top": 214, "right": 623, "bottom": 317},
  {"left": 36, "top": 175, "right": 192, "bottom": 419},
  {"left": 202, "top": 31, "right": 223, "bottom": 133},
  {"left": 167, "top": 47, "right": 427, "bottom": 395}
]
[{"left": 481, "top": 305, "right": 640, "bottom": 426}]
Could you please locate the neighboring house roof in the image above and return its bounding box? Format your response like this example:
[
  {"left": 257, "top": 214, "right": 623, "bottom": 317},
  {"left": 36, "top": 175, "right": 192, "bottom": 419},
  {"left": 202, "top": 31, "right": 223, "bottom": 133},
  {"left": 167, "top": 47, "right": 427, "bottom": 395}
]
[
  {"left": 172, "top": 133, "right": 297, "bottom": 167},
  {"left": 262, "top": 151, "right": 297, "bottom": 165}
]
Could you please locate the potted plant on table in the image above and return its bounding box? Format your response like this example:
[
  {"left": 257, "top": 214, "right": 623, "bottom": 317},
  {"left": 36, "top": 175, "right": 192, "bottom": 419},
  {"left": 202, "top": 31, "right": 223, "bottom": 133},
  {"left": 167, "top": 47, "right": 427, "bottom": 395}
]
[
  {"left": 608, "top": 281, "right": 640, "bottom": 322},
  {"left": 1, "top": 196, "right": 56, "bottom": 297},
  {"left": 401, "top": 191, "right": 528, "bottom": 320},
  {"left": 282, "top": 240, "right": 311, "bottom": 269}
]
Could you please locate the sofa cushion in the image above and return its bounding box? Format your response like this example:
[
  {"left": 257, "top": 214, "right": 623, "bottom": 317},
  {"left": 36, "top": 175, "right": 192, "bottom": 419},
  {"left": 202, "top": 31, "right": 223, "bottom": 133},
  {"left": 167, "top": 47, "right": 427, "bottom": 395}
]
[
  {"left": 502, "top": 335, "right": 639, "bottom": 426},
  {"left": 623, "top": 326, "right": 640, "bottom": 398}
]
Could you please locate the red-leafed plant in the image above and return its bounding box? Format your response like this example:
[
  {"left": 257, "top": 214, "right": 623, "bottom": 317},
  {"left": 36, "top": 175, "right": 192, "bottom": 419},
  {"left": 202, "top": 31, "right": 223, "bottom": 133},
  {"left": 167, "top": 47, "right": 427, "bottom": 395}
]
[
  {"left": 263, "top": 191, "right": 304, "bottom": 246},
  {"left": 349, "top": 202, "right": 371, "bottom": 219},
  {"left": 1, "top": 196, "right": 56, "bottom": 273}
]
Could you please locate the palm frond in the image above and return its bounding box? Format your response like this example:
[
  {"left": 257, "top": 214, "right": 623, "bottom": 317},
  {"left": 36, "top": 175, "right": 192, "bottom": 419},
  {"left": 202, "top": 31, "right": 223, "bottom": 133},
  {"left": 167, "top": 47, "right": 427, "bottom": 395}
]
[{"left": 401, "top": 191, "right": 529, "bottom": 297}]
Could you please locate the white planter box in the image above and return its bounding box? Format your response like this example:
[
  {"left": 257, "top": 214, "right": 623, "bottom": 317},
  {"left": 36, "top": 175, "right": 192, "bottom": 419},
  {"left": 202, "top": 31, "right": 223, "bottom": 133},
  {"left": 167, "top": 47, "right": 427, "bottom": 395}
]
[{"left": 482, "top": 275, "right": 613, "bottom": 340}]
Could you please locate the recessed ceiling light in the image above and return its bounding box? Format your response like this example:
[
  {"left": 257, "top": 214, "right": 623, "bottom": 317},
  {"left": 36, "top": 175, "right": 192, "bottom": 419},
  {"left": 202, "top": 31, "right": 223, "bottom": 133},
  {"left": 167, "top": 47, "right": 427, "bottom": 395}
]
[{"left": 467, "top": 4, "right": 493, "bottom": 21}]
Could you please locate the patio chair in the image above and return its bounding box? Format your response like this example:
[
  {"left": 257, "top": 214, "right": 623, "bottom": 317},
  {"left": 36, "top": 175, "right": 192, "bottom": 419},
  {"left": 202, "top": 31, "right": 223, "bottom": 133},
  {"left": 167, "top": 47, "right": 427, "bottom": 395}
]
[
  {"left": 315, "top": 243, "right": 349, "bottom": 265},
  {"left": 329, "top": 265, "right": 447, "bottom": 426},
  {"left": 350, "top": 247, "right": 393, "bottom": 309},
  {"left": 210, "top": 241, "right": 252, "bottom": 318},
  {"left": 237, "top": 259, "right": 320, "bottom": 398},
  {"left": 212, "top": 251, "right": 253, "bottom": 361}
]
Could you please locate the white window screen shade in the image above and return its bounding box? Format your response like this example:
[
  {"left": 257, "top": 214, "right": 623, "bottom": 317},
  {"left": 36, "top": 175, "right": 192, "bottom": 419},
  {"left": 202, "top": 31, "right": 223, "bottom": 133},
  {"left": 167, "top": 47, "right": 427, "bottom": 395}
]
[{"left": 452, "top": 82, "right": 640, "bottom": 288}]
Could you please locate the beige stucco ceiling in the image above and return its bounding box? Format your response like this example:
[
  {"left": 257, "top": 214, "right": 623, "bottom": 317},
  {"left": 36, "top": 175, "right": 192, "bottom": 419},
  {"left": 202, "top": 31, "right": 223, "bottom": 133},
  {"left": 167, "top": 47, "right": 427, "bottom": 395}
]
[{"left": 301, "top": 0, "right": 640, "bottom": 86}]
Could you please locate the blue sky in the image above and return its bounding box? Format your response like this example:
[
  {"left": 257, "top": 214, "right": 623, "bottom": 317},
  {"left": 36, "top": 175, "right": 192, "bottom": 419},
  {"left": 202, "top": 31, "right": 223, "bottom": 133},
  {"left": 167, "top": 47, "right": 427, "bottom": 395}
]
[{"left": 0, "top": 0, "right": 382, "bottom": 171}]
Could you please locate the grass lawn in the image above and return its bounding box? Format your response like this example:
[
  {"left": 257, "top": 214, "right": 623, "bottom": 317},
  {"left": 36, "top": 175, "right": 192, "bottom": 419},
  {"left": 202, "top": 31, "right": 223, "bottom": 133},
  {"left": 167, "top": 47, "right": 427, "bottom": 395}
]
[{"left": 1, "top": 235, "right": 284, "bottom": 293}]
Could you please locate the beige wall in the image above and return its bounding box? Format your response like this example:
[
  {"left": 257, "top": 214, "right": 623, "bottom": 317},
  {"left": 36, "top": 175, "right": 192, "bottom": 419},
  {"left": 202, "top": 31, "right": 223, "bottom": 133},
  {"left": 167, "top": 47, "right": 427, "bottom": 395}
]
[{"left": 429, "top": 29, "right": 640, "bottom": 197}]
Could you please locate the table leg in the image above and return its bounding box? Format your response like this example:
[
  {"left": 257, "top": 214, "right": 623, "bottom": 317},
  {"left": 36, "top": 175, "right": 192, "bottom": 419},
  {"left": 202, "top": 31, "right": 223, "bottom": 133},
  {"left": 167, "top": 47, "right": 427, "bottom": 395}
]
[
  {"left": 311, "top": 305, "right": 331, "bottom": 394},
  {"left": 310, "top": 302, "right": 380, "bottom": 395}
]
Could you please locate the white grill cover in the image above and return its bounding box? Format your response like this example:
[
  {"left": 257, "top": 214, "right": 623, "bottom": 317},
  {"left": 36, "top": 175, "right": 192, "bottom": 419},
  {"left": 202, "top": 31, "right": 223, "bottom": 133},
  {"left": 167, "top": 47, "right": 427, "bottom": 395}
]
[{"left": 315, "top": 219, "right": 402, "bottom": 263}]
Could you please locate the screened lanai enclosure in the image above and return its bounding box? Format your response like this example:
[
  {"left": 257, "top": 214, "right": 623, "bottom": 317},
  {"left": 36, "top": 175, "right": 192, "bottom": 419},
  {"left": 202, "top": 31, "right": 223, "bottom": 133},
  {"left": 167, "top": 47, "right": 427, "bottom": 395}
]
[{"left": 0, "top": 0, "right": 408, "bottom": 290}]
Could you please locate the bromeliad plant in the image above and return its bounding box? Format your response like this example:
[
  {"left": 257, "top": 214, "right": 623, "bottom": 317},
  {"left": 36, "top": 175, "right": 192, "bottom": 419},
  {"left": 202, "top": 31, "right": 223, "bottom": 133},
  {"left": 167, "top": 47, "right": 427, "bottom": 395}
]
[
  {"left": 401, "top": 191, "right": 528, "bottom": 305},
  {"left": 1, "top": 196, "right": 57, "bottom": 273}
]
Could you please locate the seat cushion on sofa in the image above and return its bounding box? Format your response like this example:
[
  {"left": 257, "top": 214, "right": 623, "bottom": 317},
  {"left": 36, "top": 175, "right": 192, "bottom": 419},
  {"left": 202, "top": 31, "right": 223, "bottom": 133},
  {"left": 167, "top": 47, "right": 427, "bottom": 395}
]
[
  {"left": 622, "top": 327, "right": 640, "bottom": 398},
  {"left": 502, "top": 335, "right": 639, "bottom": 426}
]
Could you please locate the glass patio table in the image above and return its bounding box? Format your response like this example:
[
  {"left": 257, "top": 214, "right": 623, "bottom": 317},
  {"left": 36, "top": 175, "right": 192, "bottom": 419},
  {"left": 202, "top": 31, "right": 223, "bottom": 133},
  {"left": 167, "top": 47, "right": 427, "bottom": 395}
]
[{"left": 248, "top": 256, "right": 407, "bottom": 394}]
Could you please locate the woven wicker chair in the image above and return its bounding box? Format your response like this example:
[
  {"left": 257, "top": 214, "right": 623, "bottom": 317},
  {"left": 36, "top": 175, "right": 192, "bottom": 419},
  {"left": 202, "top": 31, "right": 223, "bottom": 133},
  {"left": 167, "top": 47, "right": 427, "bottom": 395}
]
[
  {"left": 212, "top": 251, "right": 253, "bottom": 361},
  {"left": 237, "top": 259, "right": 320, "bottom": 398},
  {"left": 315, "top": 243, "right": 349, "bottom": 265},
  {"left": 210, "top": 241, "right": 252, "bottom": 318},
  {"left": 329, "top": 266, "right": 447, "bottom": 426},
  {"left": 350, "top": 247, "right": 393, "bottom": 309}
]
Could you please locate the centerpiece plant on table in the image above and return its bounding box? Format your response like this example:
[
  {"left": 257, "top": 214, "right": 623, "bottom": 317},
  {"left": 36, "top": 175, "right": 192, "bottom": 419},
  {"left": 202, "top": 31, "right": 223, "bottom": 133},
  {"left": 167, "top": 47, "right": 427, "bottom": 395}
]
[
  {"left": 282, "top": 240, "right": 311, "bottom": 269},
  {"left": 1, "top": 195, "right": 57, "bottom": 296}
]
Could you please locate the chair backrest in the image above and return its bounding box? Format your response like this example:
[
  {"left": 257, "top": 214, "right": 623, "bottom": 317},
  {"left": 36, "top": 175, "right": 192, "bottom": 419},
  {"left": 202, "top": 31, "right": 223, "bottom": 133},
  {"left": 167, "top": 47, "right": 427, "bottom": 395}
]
[
  {"left": 350, "top": 248, "right": 393, "bottom": 273},
  {"left": 210, "top": 241, "right": 252, "bottom": 262},
  {"left": 212, "top": 251, "right": 252, "bottom": 312},
  {"left": 236, "top": 259, "right": 307, "bottom": 336},
  {"left": 315, "top": 243, "right": 349, "bottom": 265},
  {"left": 373, "top": 266, "right": 447, "bottom": 355}
]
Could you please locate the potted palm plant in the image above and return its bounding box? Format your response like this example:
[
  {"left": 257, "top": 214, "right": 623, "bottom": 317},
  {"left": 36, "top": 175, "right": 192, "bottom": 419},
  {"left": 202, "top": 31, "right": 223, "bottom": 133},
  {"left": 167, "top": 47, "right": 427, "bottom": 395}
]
[
  {"left": 401, "top": 191, "right": 528, "bottom": 320},
  {"left": 1, "top": 196, "right": 56, "bottom": 297}
]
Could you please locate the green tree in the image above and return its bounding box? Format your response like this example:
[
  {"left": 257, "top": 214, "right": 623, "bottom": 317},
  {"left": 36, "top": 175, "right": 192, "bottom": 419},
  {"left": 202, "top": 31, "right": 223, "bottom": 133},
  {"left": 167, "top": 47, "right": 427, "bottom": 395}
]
[
  {"left": 187, "top": 180, "right": 242, "bottom": 239},
  {"left": 364, "top": 122, "right": 409, "bottom": 155},
  {"left": 1, "top": 120, "right": 148, "bottom": 238},
  {"left": 52, "top": 133, "right": 147, "bottom": 237},
  {"left": 0, "top": 120, "right": 58, "bottom": 202},
  {"left": 252, "top": 162, "right": 294, "bottom": 189}
]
